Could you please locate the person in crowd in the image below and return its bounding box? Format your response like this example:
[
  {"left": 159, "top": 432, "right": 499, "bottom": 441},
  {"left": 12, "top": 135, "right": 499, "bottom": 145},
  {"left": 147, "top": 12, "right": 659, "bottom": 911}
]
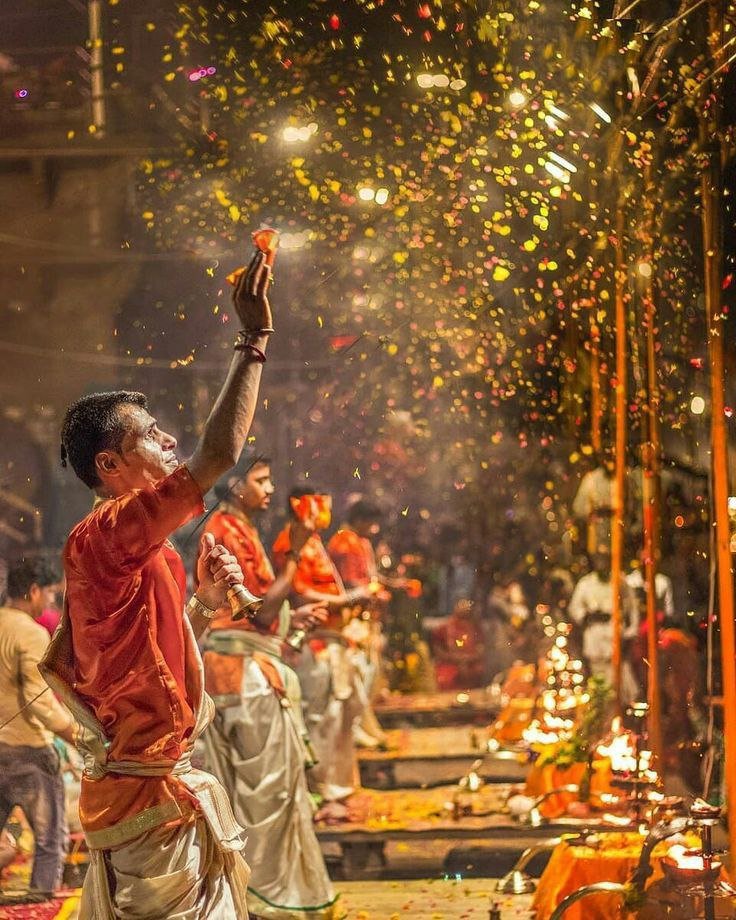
[
  {"left": 0, "top": 556, "right": 75, "bottom": 901},
  {"left": 199, "top": 455, "right": 338, "bottom": 919},
  {"left": 572, "top": 452, "right": 616, "bottom": 555},
  {"left": 627, "top": 552, "right": 677, "bottom": 692},
  {"left": 43, "top": 249, "right": 273, "bottom": 918},
  {"left": 328, "top": 499, "right": 382, "bottom": 589},
  {"left": 328, "top": 499, "right": 388, "bottom": 747},
  {"left": 431, "top": 599, "right": 486, "bottom": 691},
  {"left": 626, "top": 551, "right": 675, "bottom": 622},
  {"left": 273, "top": 487, "right": 372, "bottom": 814},
  {"left": 435, "top": 525, "right": 477, "bottom": 613},
  {"left": 568, "top": 549, "right": 639, "bottom": 697},
  {"left": 483, "top": 574, "right": 530, "bottom": 680}
]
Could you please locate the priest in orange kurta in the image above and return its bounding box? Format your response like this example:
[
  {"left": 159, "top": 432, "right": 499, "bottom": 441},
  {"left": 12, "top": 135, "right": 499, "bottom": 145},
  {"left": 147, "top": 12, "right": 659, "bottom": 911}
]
[
  {"left": 41, "top": 247, "right": 275, "bottom": 919},
  {"left": 272, "top": 488, "right": 373, "bottom": 808}
]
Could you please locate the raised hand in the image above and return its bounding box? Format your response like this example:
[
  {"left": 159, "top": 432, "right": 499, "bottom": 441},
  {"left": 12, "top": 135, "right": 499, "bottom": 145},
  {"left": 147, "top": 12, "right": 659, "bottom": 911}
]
[{"left": 232, "top": 250, "right": 273, "bottom": 332}]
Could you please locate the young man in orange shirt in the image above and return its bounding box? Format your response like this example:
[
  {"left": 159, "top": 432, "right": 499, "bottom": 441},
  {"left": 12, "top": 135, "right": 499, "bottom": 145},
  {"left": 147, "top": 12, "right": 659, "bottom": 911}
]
[
  {"left": 272, "top": 487, "right": 372, "bottom": 812},
  {"left": 43, "top": 251, "right": 273, "bottom": 919},
  {"left": 199, "top": 459, "right": 338, "bottom": 918},
  {"left": 327, "top": 500, "right": 388, "bottom": 748}
]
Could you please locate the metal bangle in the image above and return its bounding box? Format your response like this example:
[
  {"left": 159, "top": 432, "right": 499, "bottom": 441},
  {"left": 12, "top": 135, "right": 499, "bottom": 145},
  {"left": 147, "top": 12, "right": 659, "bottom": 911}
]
[{"left": 186, "top": 594, "right": 218, "bottom": 620}]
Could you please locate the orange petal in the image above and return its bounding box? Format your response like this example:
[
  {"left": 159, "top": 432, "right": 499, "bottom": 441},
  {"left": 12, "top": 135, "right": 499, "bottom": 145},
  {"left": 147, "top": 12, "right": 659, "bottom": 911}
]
[{"left": 226, "top": 267, "right": 245, "bottom": 286}]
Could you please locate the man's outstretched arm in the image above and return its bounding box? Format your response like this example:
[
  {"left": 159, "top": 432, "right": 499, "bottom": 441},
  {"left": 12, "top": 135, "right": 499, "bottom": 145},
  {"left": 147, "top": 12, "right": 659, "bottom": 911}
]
[{"left": 188, "top": 251, "right": 273, "bottom": 495}]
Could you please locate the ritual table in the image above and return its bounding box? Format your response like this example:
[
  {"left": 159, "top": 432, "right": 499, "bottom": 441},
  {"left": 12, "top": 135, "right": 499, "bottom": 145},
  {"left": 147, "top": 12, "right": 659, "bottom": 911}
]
[
  {"left": 358, "top": 725, "right": 529, "bottom": 788},
  {"left": 317, "top": 784, "right": 570, "bottom": 877},
  {"left": 532, "top": 832, "right": 699, "bottom": 920},
  {"left": 374, "top": 689, "right": 498, "bottom": 728}
]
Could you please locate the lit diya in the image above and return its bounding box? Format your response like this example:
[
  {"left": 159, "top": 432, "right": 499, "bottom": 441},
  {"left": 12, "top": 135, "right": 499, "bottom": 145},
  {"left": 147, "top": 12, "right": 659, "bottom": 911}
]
[
  {"left": 661, "top": 845, "right": 722, "bottom": 887},
  {"left": 227, "top": 227, "right": 280, "bottom": 285}
]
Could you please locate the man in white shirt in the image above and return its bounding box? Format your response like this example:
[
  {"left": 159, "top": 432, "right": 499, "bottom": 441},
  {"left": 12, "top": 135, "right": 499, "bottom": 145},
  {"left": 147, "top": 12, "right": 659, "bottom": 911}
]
[
  {"left": 0, "top": 557, "right": 75, "bottom": 899},
  {"left": 568, "top": 551, "right": 639, "bottom": 698},
  {"left": 626, "top": 553, "right": 675, "bottom": 622}
]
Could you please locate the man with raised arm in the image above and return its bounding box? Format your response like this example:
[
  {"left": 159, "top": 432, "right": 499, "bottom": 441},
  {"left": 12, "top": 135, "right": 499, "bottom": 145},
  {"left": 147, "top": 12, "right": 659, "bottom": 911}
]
[{"left": 41, "top": 251, "right": 273, "bottom": 919}]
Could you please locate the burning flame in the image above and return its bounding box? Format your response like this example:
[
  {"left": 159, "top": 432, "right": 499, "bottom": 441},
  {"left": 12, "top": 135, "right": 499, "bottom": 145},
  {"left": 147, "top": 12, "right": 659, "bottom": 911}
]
[{"left": 596, "top": 718, "right": 658, "bottom": 782}]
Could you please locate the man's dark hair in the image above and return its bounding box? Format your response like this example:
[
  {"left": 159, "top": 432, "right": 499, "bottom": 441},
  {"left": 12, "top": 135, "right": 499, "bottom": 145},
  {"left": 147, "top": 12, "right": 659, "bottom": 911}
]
[
  {"left": 347, "top": 500, "right": 381, "bottom": 525},
  {"left": 7, "top": 556, "right": 60, "bottom": 600},
  {"left": 287, "top": 484, "right": 316, "bottom": 517},
  {"left": 60, "top": 391, "right": 147, "bottom": 489}
]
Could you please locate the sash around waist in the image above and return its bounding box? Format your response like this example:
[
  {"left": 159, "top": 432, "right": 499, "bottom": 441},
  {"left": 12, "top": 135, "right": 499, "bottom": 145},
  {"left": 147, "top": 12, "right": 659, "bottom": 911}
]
[
  {"left": 206, "top": 629, "right": 283, "bottom": 660},
  {"left": 84, "top": 759, "right": 246, "bottom": 852}
]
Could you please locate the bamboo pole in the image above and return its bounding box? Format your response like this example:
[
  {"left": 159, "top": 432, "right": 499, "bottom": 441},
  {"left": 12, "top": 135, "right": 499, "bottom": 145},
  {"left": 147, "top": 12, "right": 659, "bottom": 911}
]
[
  {"left": 88, "top": 0, "right": 106, "bottom": 136},
  {"left": 590, "top": 317, "right": 603, "bottom": 455},
  {"left": 700, "top": 0, "right": 736, "bottom": 860},
  {"left": 640, "top": 264, "right": 663, "bottom": 763},
  {"left": 611, "top": 205, "right": 628, "bottom": 707}
]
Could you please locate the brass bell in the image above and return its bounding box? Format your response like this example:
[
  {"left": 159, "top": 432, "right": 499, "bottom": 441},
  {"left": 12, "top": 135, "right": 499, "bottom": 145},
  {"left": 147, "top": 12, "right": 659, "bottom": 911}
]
[{"left": 227, "top": 584, "right": 263, "bottom": 620}]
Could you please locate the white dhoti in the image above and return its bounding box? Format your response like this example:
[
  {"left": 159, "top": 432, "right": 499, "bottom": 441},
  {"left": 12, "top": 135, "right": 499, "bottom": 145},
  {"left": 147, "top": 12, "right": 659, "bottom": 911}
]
[
  {"left": 204, "top": 631, "right": 337, "bottom": 919},
  {"left": 295, "top": 638, "right": 361, "bottom": 802},
  {"left": 81, "top": 816, "right": 250, "bottom": 920},
  {"left": 39, "top": 615, "right": 250, "bottom": 920}
]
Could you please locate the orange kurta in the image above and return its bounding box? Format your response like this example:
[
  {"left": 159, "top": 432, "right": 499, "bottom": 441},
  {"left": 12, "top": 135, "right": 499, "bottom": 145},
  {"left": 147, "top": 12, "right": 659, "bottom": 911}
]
[
  {"left": 203, "top": 506, "right": 277, "bottom": 635},
  {"left": 63, "top": 465, "right": 205, "bottom": 836},
  {"left": 273, "top": 527, "right": 345, "bottom": 630},
  {"left": 327, "top": 526, "right": 377, "bottom": 587}
]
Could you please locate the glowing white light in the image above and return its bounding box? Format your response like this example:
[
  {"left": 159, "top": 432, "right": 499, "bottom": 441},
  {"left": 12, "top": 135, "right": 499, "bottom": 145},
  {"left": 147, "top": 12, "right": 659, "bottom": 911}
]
[
  {"left": 626, "top": 66, "right": 641, "bottom": 97},
  {"left": 544, "top": 115, "right": 559, "bottom": 130},
  {"left": 548, "top": 151, "right": 578, "bottom": 173},
  {"left": 374, "top": 187, "right": 390, "bottom": 205},
  {"left": 509, "top": 89, "right": 527, "bottom": 107},
  {"left": 545, "top": 101, "right": 570, "bottom": 121},
  {"left": 283, "top": 123, "right": 318, "bottom": 143},
  {"left": 450, "top": 78, "right": 467, "bottom": 91},
  {"left": 728, "top": 496, "right": 736, "bottom": 512},
  {"left": 637, "top": 261, "right": 653, "bottom": 278},
  {"left": 416, "top": 73, "right": 434, "bottom": 88},
  {"left": 358, "top": 186, "right": 376, "bottom": 201},
  {"left": 590, "top": 102, "right": 612, "bottom": 123},
  {"left": 690, "top": 395, "right": 706, "bottom": 415},
  {"left": 544, "top": 161, "right": 570, "bottom": 182},
  {"left": 280, "top": 230, "right": 311, "bottom": 250},
  {"left": 433, "top": 74, "right": 450, "bottom": 88}
]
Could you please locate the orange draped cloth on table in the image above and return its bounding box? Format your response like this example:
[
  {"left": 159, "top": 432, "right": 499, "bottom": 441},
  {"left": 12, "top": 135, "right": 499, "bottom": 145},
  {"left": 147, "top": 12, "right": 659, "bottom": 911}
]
[
  {"left": 533, "top": 832, "right": 700, "bottom": 920},
  {"left": 327, "top": 526, "right": 376, "bottom": 587},
  {"left": 524, "top": 756, "right": 613, "bottom": 819},
  {"left": 63, "top": 466, "right": 205, "bottom": 838}
]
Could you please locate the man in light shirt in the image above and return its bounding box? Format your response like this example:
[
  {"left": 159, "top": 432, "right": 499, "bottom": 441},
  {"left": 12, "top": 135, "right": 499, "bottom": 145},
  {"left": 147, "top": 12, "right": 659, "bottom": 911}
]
[
  {"left": 568, "top": 550, "right": 639, "bottom": 698},
  {"left": 626, "top": 552, "right": 675, "bottom": 622},
  {"left": 0, "top": 557, "right": 76, "bottom": 899}
]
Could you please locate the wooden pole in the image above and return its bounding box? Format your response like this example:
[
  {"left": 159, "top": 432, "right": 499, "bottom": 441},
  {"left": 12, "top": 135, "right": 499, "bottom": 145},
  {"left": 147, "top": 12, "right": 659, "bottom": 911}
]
[
  {"left": 640, "top": 271, "right": 663, "bottom": 763},
  {"left": 611, "top": 205, "right": 628, "bottom": 707},
  {"left": 88, "top": 0, "right": 106, "bottom": 137},
  {"left": 700, "top": 0, "right": 736, "bottom": 860},
  {"left": 590, "top": 317, "right": 603, "bottom": 455}
]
